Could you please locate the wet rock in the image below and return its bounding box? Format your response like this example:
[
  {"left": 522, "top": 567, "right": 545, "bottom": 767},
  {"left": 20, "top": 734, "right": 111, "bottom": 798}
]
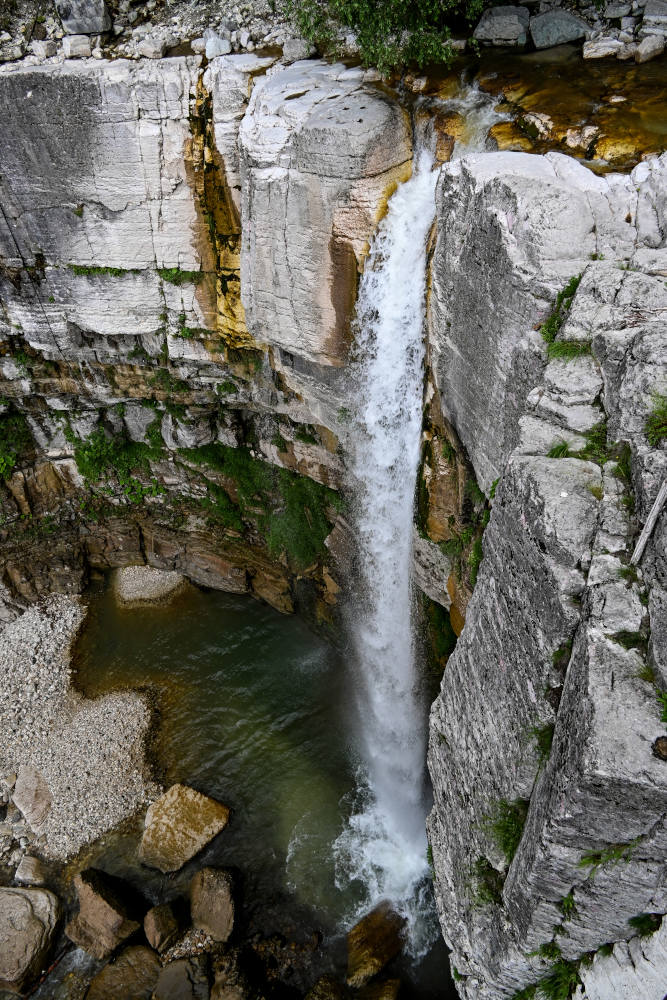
[
  {"left": 473, "top": 6, "right": 530, "bottom": 46},
  {"left": 211, "top": 949, "right": 252, "bottom": 1000},
  {"left": 356, "top": 980, "right": 401, "bottom": 1000},
  {"left": 0, "top": 887, "right": 60, "bottom": 993},
  {"left": 62, "top": 34, "right": 92, "bottom": 57},
  {"left": 190, "top": 868, "right": 235, "bottom": 943},
  {"left": 635, "top": 32, "right": 665, "bottom": 57},
  {"left": 55, "top": 0, "right": 111, "bottom": 34},
  {"left": 346, "top": 902, "right": 405, "bottom": 989},
  {"left": 12, "top": 766, "right": 52, "bottom": 831},
  {"left": 86, "top": 946, "right": 161, "bottom": 1000},
  {"left": 306, "top": 976, "right": 350, "bottom": 1000},
  {"left": 583, "top": 36, "right": 625, "bottom": 56},
  {"left": 206, "top": 35, "right": 232, "bottom": 58},
  {"left": 487, "top": 120, "right": 535, "bottom": 152},
  {"left": 65, "top": 868, "right": 142, "bottom": 961},
  {"left": 652, "top": 736, "right": 667, "bottom": 760},
  {"left": 113, "top": 565, "right": 186, "bottom": 606},
  {"left": 138, "top": 784, "right": 230, "bottom": 873},
  {"left": 154, "top": 956, "right": 211, "bottom": 999},
  {"left": 529, "top": 9, "right": 589, "bottom": 48},
  {"left": 145, "top": 902, "right": 180, "bottom": 953},
  {"left": 14, "top": 855, "right": 47, "bottom": 885}
]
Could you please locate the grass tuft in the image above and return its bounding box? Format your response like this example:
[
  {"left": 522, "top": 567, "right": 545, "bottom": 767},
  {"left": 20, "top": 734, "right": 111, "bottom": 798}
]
[
  {"left": 547, "top": 340, "right": 591, "bottom": 360},
  {"left": 628, "top": 913, "right": 661, "bottom": 937},
  {"left": 645, "top": 393, "right": 667, "bottom": 447},
  {"left": 485, "top": 798, "right": 530, "bottom": 864}
]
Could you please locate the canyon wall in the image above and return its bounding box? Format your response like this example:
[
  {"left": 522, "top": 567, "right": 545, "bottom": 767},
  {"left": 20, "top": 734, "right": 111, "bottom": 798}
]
[{"left": 2, "top": 49, "right": 667, "bottom": 998}]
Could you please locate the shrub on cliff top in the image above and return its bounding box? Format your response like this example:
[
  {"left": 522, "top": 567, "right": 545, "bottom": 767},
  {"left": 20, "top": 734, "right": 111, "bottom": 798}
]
[{"left": 288, "top": 0, "right": 486, "bottom": 73}]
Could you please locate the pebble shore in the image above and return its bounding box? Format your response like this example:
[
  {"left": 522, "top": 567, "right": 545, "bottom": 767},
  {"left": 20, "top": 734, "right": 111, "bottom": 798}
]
[{"left": 0, "top": 595, "right": 158, "bottom": 860}]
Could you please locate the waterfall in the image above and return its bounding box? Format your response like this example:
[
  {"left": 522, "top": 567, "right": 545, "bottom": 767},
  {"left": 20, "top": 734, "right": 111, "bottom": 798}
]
[{"left": 334, "top": 85, "right": 505, "bottom": 952}]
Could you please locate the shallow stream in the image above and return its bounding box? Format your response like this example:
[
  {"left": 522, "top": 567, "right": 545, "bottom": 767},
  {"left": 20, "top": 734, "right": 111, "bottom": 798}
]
[{"left": 72, "top": 580, "right": 452, "bottom": 998}]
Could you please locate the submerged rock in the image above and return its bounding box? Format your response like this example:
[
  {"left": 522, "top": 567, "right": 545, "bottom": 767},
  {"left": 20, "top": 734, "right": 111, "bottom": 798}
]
[
  {"left": 138, "top": 784, "right": 230, "bottom": 873},
  {"left": 0, "top": 887, "right": 60, "bottom": 994},
  {"left": 154, "top": 956, "right": 211, "bottom": 1000},
  {"left": 145, "top": 901, "right": 181, "bottom": 953},
  {"left": 346, "top": 902, "right": 405, "bottom": 989},
  {"left": 190, "top": 868, "right": 235, "bottom": 943},
  {"left": 65, "top": 868, "right": 142, "bottom": 960},
  {"left": 86, "top": 945, "right": 161, "bottom": 1000},
  {"left": 113, "top": 565, "right": 187, "bottom": 606}
]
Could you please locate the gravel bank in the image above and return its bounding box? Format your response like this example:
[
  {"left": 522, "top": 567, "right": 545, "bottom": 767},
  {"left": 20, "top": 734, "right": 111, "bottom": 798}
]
[
  {"left": 113, "top": 566, "right": 188, "bottom": 607},
  {"left": 0, "top": 595, "right": 158, "bottom": 860}
]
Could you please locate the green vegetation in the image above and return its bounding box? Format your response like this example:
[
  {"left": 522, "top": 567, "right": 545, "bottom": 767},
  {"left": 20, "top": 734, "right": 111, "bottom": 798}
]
[
  {"left": 578, "top": 839, "right": 639, "bottom": 874},
  {"left": 451, "top": 965, "right": 462, "bottom": 982},
  {"left": 529, "top": 723, "right": 555, "bottom": 767},
  {"left": 645, "top": 392, "right": 667, "bottom": 447},
  {"left": 287, "top": 0, "right": 487, "bottom": 74},
  {"left": 637, "top": 663, "right": 656, "bottom": 684},
  {"left": 442, "top": 439, "right": 457, "bottom": 464},
  {"left": 657, "top": 689, "right": 667, "bottom": 724},
  {"left": 618, "top": 564, "right": 639, "bottom": 584},
  {"left": 272, "top": 432, "right": 288, "bottom": 452},
  {"left": 559, "top": 891, "right": 577, "bottom": 921},
  {"left": 216, "top": 380, "right": 237, "bottom": 396},
  {"left": 611, "top": 630, "right": 645, "bottom": 651},
  {"left": 489, "top": 476, "right": 499, "bottom": 500},
  {"left": 148, "top": 368, "right": 190, "bottom": 394},
  {"left": 539, "top": 275, "right": 582, "bottom": 345},
  {"left": 613, "top": 442, "right": 632, "bottom": 483},
  {"left": 295, "top": 425, "right": 319, "bottom": 445},
  {"left": 177, "top": 313, "right": 210, "bottom": 340},
  {"left": 531, "top": 941, "right": 562, "bottom": 961},
  {"left": 547, "top": 340, "right": 591, "bottom": 361},
  {"left": 552, "top": 641, "right": 572, "bottom": 671},
  {"left": 548, "top": 441, "right": 570, "bottom": 459},
  {"left": 484, "top": 798, "right": 530, "bottom": 864},
  {"left": 587, "top": 483, "right": 603, "bottom": 501},
  {"left": 0, "top": 408, "right": 32, "bottom": 480},
  {"left": 468, "top": 536, "right": 483, "bottom": 588},
  {"left": 68, "top": 264, "right": 139, "bottom": 277},
  {"left": 465, "top": 477, "right": 486, "bottom": 505},
  {"left": 72, "top": 205, "right": 84, "bottom": 218},
  {"left": 535, "top": 960, "right": 581, "bottom": 1000},
  {"left": 180, "top": 442, "right": 342, "bottom": 568},
  {"left": 471, "top": 857, "right": 503, "bottom": 906},
  {"left": 628, "top": 913, "right": 661, "bottom": 937},
  {"left": 72, "top": 426, "right": 164, "bottom": 504},
  {"left": 157, "top": 268, "right": 205, "bottom": 285},
  {"left": 423, "top": 595, "right": 457, "bottom": 673}
]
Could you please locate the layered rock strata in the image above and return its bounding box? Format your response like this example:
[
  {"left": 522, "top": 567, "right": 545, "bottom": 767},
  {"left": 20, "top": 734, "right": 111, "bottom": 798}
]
[{"left": 427, "top": 151, "right": 667, "bottom": 998}]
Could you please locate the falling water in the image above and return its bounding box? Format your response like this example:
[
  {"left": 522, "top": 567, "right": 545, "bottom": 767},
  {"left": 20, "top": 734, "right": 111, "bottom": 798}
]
[{"left": 333, "top": 85, "right": 506, "bottom": 952}]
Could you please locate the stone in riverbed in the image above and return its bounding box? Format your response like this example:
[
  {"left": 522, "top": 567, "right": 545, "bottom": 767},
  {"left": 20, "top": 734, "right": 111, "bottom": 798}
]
[
  {"left": 65, "top": 868, "right": 142, "bottom": 960},
  {"left": 190, "top": 868, "right": 235, "bottom": 942},
  {"left": 138, "top": 784, "right": 230, "bottom": 873},
  {"left": 113, "top": 565, "right": 186, "bottom": 607},
  {"left": 635, "top": 33, "right": 665, "bottom": 59},
  {"left": 14, "top": 855, "right": 47, "bottom": 885},
  {"left": 346, "top": 902, "right": 405, "bottom": 988},
  {"left": 0, "top": 887, "right": 60, "bottom": 993},
  {"left": 583, "top": 37, "right": 625, "bottom": 57},
  {"left": 144, "top": 902, "right": 180, "bottom": 953},
  {"left": 529, "top": 10, "right": 588, "bottom": 48},
  {"left": 473, "top": 6, "right": 530, "bottom": 46},
  {"left": 11, "top": 765, "right": 52, "bottom": 831},
  {"left": 86, "top": 946, "right": 161, "bottom": 1000},
  {"left": 153, "top": 956, "right": 211, "bottom": 1000}
]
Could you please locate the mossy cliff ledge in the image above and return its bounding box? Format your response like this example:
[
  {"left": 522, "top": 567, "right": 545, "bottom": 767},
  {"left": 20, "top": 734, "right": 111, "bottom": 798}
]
[
  {"left": 426, "top": 152, "right": 667, "bottom": 999},
  {"left": 0, "top": 55, "right": 410, "bottom": 621}
]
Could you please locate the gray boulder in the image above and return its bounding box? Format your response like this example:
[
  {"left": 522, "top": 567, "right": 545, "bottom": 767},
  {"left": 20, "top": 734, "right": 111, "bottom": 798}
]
[
  {"left": 282, "top": 37, "right": 313, "bottom": 63},
  {"left": 55, "top": 0, "right": 111, "bottom": 34},
  {"left": 636, "top": 32, "right": 665, "bottom": 57},
  {"left": 206, "top": 35, "right": 232, "bottom": 58},
  {"left": 530, "top": 9, "right": 589, "bottom": 48},
  {"left": 0, "top": 887, "right": 60, "bottom": 993},
  {"left": 640, "top": 0, "right": 667, "bottom": 35},
  {"left": 473, "top": 5, "right": 530, "bottom": 46}
]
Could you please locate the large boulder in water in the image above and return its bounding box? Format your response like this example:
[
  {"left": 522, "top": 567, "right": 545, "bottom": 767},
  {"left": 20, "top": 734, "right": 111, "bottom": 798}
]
[
  {"left": 86, "top": 946, "right": 161, "bottom": 1000},
  {"left": 346, "top": 902, "right": 405, "bottom": 988},
  {"left": 0, "top": 887, "right": 60, "bottom": 993},
  {"left": 138, "top": 784, "right": 230, "bottom": 873},
  {"left": 190, "top": 868, "right": 235, "bottom": 943},
  {"left": 65, "top": 868, "right": 142, "bottom": 961},
  {"left": 153, "top": 956, "right": 211, "bottom": 1000}
]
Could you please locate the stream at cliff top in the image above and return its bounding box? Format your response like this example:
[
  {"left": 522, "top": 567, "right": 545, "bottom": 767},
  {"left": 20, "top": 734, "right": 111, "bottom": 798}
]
[{"left": 73, "top": 580, "right": 453, "bottom": 998}]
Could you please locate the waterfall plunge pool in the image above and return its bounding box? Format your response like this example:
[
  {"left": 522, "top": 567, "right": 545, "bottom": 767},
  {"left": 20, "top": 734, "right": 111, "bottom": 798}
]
[{"left": 71, "top": 578, "right": 453, "bottom": 999}]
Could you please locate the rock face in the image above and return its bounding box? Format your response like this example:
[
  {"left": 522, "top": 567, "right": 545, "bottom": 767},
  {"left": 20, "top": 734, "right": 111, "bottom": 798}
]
[
  {"left": 427, "top": 151, "right": 667, "bottom": 998},
  {"left": 346, "top": 902, "right": 405, "bottom": 989},
  {"left": 65, "top": 868, "right": 143, "bottom": 960},
  {"left": 139, "top": 784, "right": 230, "bottom": 872},
  {"left": 573, "top": 917, "right": 667, "bottom": 999},
  {"left": 190, "top": 867, "right": 235, "bottom": 942},
  {"left": 0, "top": 887, "right": 60, "bottom": 993}
]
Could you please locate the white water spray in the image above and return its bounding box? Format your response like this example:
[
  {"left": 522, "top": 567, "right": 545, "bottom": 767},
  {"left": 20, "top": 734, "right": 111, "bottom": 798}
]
[{"left": 333, "top": 85, "right": 505, "bottom": 951}]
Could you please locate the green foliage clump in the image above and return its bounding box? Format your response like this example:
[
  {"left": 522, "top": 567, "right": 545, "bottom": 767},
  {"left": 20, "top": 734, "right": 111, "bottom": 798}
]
[
  {"left": 628, "top": 913, "right": 661, "bottom": 937},
  {"left": 559, "top": 891, "right": 577, "bottom": 921},
  {"left": 423, "top": 595, "right": 457, "bottom": 673},
  {"left": 612, "top": 630, "right": 645, "bottom": 651},
  {"left": 578, "top": 839, "right": 639, "bottom": 874},
  {"left": 73, "top": 427, "right": 163, "bottom": 505},
  {"left": 540, "top": 275, "right": 582, "bottom": 345},
  {"left": 547, "top": 441, "right": 570, "bottom": 459},
  {"left": 471, "top": 857, "right": 504, "bottom": 906},
  {"left": 529, "top": 723, "right": 555, "bottom": 766},
  {"left": 645, "top": 392, "right": 667, "bottom": 447},
  {"left": 657, "top": 689, "right": 667, "bottom": 724},
  {"left": 547, "top": 340, "right": 591, "bottom": 361},
  {"left": 157, "top": 268, "right": 205, "bottom": 285},
  {"left": 442, "top": 439, "right": 457, "bottom": 464},
  {"left": 485, "top": 798, "right": 530, "bottom": 864},
  {"left": 536, "top": 960, "right": 581, "bottom": 1000},
  {"left": 288, "top": 0, "right": 487, "bottom": 73},
  {"left": 552, "top": 641, "right": 572, "bottom": 671},
  {"left": 216, "top": 380, "right": 237, "bottom": 396},
  {"left": 295, "top": 425, "right": 319, "bottom": 445},
  {"left": 68, "top": 264, "right": 139, "bottom": 277},
  {"left": 0, "top": 408, "right": 32, "bottom": 480},
  {"left": 198, "top": 481, "right": 244, "bottom": 531},
  {"left": 531, "top": 941, "right": 562, "bottom": 961},
  {"left": 272, "top": 432, "right": 288, "bottom": 452}
]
